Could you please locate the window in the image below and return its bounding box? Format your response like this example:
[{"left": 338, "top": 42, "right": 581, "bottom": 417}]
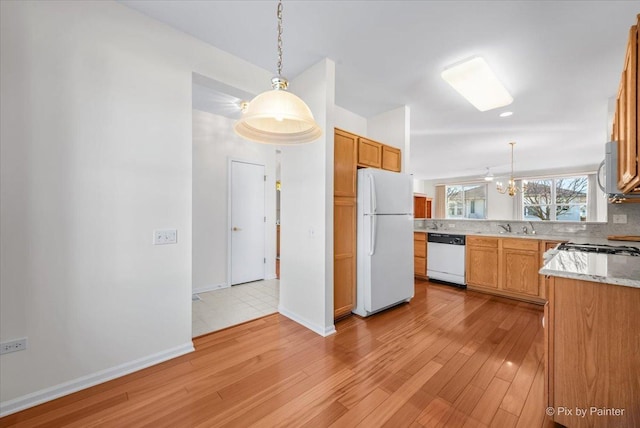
[
  {"left": 446, "top": 184, "right": 487, "bottom": 219},
  {"left": 523, "top": 176, "right": 588, "bottom": 221}
]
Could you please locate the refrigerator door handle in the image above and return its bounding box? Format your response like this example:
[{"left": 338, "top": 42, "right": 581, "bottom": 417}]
[
  {"left": 369, "top": 174, "right": 377, "bottom": 214},
  {"left": 369, "top": 214, "right": 377, "bottom": 256}
]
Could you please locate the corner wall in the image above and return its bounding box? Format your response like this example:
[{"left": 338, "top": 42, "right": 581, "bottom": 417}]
[
  {"left": 279, "top": 59, "right": 336, "bottom": 336},
  {"left": 0, "top": 0, "right": 272, "bottom": 413}
]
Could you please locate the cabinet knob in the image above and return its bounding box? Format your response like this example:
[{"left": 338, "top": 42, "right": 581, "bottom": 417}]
[{"left": 232, "top": 227, "right": 242, "bottom": 231}]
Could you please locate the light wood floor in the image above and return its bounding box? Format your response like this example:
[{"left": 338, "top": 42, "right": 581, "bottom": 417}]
[{"left": 1, "top": 280, "right": 555, "bottom": 427}]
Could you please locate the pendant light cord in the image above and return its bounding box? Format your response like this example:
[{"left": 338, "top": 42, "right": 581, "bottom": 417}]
[{"left": 276, "top": 0, "right": 283, "bottom": 77}]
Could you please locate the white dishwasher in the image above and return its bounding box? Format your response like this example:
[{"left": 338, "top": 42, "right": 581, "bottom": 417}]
[{"left": 427, "top": 233, "right": 466, "bottom": 287}]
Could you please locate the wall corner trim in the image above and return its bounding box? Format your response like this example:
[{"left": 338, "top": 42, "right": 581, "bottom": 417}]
[
  {"left": 0, "top": 342, "right": 195, "bottom": 417},
  {"left": 278, "top": 306, "right": 336, "bottom": 337}
]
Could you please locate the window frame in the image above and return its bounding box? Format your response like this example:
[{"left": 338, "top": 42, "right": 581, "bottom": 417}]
[
  {"left": 445, "top": 183, "right": 488, "bottom": 220},
  {"left": 521, "top": 175, "right": 589, "bottom": 222}
]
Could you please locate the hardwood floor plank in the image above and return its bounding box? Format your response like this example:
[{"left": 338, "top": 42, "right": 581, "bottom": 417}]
[
  {"left": 514, "top": 358, "right": 546, "bottom": 428},
  {"left": 415, "top": 397, "right": 456, "bottom": 427},
  {"left": 246, "top": 368, "right": 355, "bottom": 428},
  {"left": 490, "top": 408, "right": 519, "bottom": 428},
  {"left": 381, "top": 389, "right": 436, "bottom": 428},
  {"left": 499, "top": 329, "right": 544, "bottom": 416},
  {"left": 329, "top": 388, "right": 390, "bottom": 427},
  {"left": 355, "top": 360, "right": 443, "bottom": 427},
  {"left": 0, "top": 281, "right": 546, "bottom": 428},
  {"left": 469, "top": 376, "right": 511, "bottom": 425}
]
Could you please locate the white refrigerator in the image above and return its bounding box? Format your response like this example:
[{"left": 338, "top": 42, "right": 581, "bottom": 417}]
[{"left": 353, "top": 168, "right": 414, "bottom": 317}]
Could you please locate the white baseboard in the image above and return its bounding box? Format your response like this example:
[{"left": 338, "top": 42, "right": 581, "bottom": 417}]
[
  {"left": 193, "top": 283, "right": 227, "bottom": 294},
  {"left": 278, "top": 306, "right": 336, "bottom": 337},
  {"left": 0, "top": 342, "right": 194, "bottom": 417}
]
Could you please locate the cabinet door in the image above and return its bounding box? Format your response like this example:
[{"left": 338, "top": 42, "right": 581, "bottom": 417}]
[
  {"left": 466, "top": 246, "right": 499, "bottom": 288},
  {"left": 414, "top": 195, "right": 426, "bottom": 218},
  {"left": 382, "top": 145, "right": 401, "bottom": 172},
  {"left": 618, "top": 22, "right": 640, "bottom": 193},
  {"left": 334, "top": 129, "right": 358, "bottom": 197},
  {"left": 334, "top": 198, "right": 356, "bottom": 319},
  {"left": 503, "top": 249, "right": 540, "bottom": 296},
  {"left": 357, "top": 137, "right": 382, "bottom": 168}
]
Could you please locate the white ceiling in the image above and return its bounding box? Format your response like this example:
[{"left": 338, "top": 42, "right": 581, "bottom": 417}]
[{"left": 119, "top": 0, "right": 638, "bottom": 181}]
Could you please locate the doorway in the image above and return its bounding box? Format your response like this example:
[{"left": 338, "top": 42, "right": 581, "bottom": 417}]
[{"left": 229, "top": 159, "right": 266, "bottom": 286}]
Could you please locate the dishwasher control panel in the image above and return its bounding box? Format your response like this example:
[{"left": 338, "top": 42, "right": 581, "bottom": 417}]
[{"left": 427, "top": 233, "right": 466, "bottom": 245}]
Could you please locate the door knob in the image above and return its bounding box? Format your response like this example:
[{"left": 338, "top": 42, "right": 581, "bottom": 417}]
[{"left": 232, "top": 227, "right": 242, "bottom": 231}]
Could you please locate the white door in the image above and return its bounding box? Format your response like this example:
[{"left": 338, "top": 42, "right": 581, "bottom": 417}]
[{"left": 230, "top": 160, "right": 265, "bottom": 285}]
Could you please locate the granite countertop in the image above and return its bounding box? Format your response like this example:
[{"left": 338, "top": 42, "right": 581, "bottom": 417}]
[
  {"left": 539, "top": 250, "right": 640, "bottom": 288},
  {"left": 413, "top": 228, "right": 626, "bottom": 244}
]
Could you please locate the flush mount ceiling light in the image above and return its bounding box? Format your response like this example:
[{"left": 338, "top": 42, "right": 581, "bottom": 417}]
[
  {"left": 234, "top": 0, "right": 321, "bottom": 145},
  {"left": 484, "top": 167, "right": 494, "bottom": 181},
  {"left": 441, "top": 57, "right": 513, "bottom": 112},
  {"left": 496, "top": 142, "right": 522, "bottom": 197}
]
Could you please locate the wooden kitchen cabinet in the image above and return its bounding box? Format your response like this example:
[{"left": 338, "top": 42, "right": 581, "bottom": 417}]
[
  {"left": 334, "top": 128, "right": 358, "bottom": 198},
  {"left": 413, "top": 194, "right": 432, "bottom": 219},
  {"left": 414, "top": 232, "right": 427, "bottom": 278},
  {"left": 333, "top": 128, "right": 358, "bottom": 320},
  {"left": 546, "top": 276, "right": 640, "bottom": 427},
  {"left": 357, "top": 137, "right": 382, "bottom": 168},
  {"left": 614, "top": 15, "right": 640, "bottom": 194},
  {"left": 466, "top": 236, "right": 545, "bottom": 304},
  {"left": 381, "top": 145, "right": 401, "bottom": 172},
  {"left": 501, "top": 239, "right": 540, "bottom": 296},
  {"left": 466, "top": 236, "right": 499, "bottom": 289},
  {"left": 334, "top": 198, "right": 356, "bottom": 319}
]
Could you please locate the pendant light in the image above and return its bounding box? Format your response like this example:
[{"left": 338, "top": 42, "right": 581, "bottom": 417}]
[
  {"left": 234, "top": 0, "right": 322, "bottom": 145},
  {"left": 496, "top": 142, "right": 522, "bottom": 196}
]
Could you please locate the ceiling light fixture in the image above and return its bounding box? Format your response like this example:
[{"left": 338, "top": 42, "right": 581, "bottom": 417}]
[
  {"left": 496, "top": 142, "right": 521, "bottom": 196},
  {"left": 499, "top": 111, "right": 513, "bottom": 118},
  {"left": 234, "top": 0, "right": 321, "bottom": 145},
  {"left": 441, "top": 56, "right": 513, "bottom": 112},
  {"left": 484, "top": 167, "right": 494, "bottom": 181}
]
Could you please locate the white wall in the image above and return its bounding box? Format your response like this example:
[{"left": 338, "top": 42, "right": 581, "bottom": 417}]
[
  {"left": 279, "top": 58, "right": 336, "bottom": 337},
  {"left": 487, "top": 184, "right": 516, "bottom": 220},
  {"left": 368, "top": 106, "right": 411, "bottom": 171},
  {"left": 334, "top": 105, "right": 367, "bottom": 136},
  {"left": 0, "top": 0, "right": 272, "bottom": 413},
  {"left": 192, "top": 110, "right": 277, "bottom": 294}
]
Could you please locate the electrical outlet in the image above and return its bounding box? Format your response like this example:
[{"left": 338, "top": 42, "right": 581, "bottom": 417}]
[
  {"left": 0, "top": 338, "right": 27, "bottom": 355},
  {"left": 153, "top": 229, "right": 178, "bottom": 245},
  {"left": 613, "top": 214, "right": 627, "bottom": 224}
]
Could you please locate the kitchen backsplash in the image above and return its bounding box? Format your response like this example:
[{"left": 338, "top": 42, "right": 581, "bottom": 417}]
[{"left": 415, "top": 202, "right": 640, "bottom": 238}]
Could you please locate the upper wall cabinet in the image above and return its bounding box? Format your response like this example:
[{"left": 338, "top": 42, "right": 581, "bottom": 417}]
[
  {"left": 614, "top": 14, "right": 640, "bottom": 194},
  {"left": 382, "top": 145, "right": 401, "bottom": 172},
  {"left": 334, "top": 129, "right": 358, "bottom": 198},
  {"left": 357, "top": 137, "right": 383, "bottom": 169}
]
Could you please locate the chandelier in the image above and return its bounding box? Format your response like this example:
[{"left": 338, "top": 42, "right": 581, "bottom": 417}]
[
  {"left": 234, "top": 0, "right": 322, "bottom": 145},
  {"left": 496, "top": 142, "right": 521, "bottom": 196}
]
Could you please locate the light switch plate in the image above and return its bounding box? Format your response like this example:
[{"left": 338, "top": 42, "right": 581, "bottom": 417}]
[{"left": 153, "top": 229, "right": 178, "bottom": 245}]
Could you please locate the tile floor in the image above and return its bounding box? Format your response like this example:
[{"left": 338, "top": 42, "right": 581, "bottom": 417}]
[{"left": 192, "top": 279, "right": 280, "bottom": 337}]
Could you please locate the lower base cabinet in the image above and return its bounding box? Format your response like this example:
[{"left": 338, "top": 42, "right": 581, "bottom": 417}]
[
  {"left": 546, "top": 276, "right": 640, "bottom": 427},
  {"left": 414, "top": 232, "right": 427, "bottom": 278},
  {"left": 334, "top": 198, "right": 356, "bottom": 319},
  {"left": 466, "top": 236, "right": 555, "bottom": 304}
]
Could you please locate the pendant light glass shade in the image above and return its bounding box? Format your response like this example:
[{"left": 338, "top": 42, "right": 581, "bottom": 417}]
[
  {"left": 234, "top": 85, "right": 322, "bottom": 145},
  {"left": 233, "top": 0, "right": 321, "bottom": 145}
]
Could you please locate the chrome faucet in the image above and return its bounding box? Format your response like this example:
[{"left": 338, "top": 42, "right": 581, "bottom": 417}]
[
  {"left": 522, "top": 225, "right": 528, "bottom": 234},
  {"left": 498, "top": 223, "right": 511, "bottom": 233},
  {"left": 528, "top": 221, "right": 536, "bottom": 235}
]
